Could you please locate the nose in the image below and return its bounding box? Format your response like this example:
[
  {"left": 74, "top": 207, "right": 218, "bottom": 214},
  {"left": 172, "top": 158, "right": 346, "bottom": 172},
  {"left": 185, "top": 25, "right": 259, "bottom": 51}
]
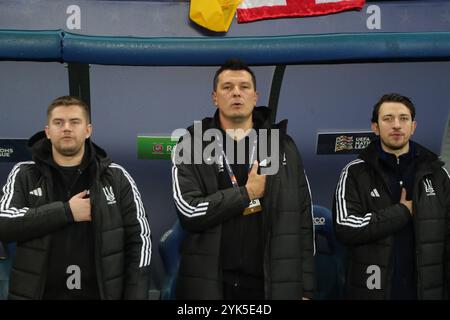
[
  {"left": 232, "top": 86, "right": 241, "bottom": 96},
  {"left": 63, "top": 122, "right": 72, "bottom": 131},
  {"left": 393, "top": 118, "right": 401, "bottom": 128}
]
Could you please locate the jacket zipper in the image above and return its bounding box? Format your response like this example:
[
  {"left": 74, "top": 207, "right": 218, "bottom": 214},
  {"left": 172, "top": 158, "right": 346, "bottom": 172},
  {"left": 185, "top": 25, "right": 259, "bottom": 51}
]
[
  {"left": 373, "top": 161, "right": 397, "bottom": 299},
  {"left": 385, "top": 156, "right": 413, "bottom": 299},
  {"left": 37, "top": 169, "right": 84, "bottom": 299},
  {"left": 262, "top": 175, "right": 273, "bottom": 300},
  {"left": 37, "top": 182, "right": 52, "bottom": 299},
  {"left": 37, "top": 241, "right": 51, "bottom": 299},
  {"left": 410, "top": 166, "right": 432, "bottom": 299},
  {"left": 90, "top": 184, "right": 106, "bottom": 299},
  {"left": 412, "top": 172, "right": 425, "bottom": 300},
  {"left": 385, "top": 236, "right": 394, "bottom": 299}
]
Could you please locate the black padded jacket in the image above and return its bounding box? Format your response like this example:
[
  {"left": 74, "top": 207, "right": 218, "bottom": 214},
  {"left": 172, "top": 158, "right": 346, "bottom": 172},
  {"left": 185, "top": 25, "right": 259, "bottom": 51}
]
[
  {"left": 0, "top": 132, "right": 152, "bottom": 299},
  {"left": 172, "top": 107, "right": 315, "bottom": 300},
  {"left": 333, "top": 140, "right": 450, "bottom": 299}
]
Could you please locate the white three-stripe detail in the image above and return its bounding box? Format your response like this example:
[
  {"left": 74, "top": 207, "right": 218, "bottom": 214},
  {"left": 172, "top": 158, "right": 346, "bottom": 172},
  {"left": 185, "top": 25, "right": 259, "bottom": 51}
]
[
  {"left": 109, "top": 164, "right": 152, "bottom": 268},
  {"left": 335, "top": 159, "right": 372, "bottom": 228},
  {"left": 171, "top": 144, "right": 209, "bottom": 217},
  {"left": 0, "top": 161, "right": 34, "bottom": 218}
]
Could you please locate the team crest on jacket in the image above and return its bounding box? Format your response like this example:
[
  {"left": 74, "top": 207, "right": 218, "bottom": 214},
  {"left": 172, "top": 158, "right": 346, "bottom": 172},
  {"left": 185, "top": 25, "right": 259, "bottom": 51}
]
[
  {"left": 103, "top": 186, "right": 116, "bottom": 204},
  {"left": 423, "top": 178, "right": 436, "bottom": 196}
]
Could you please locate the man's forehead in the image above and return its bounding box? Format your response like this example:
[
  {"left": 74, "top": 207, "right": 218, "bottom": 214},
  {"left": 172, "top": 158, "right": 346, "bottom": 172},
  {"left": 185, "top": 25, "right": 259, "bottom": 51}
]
[
  {"left": 379, "top": 102, "right": 411, "bottom": 115},
  {"left": 49, "top": 105, "right": 87, "bottom": 121},
  {"left": 218, "top": 70, "right": 252, "bottom": 82},
  {"left": 50, "top": 105, "right": 84, "bottom": 115}
]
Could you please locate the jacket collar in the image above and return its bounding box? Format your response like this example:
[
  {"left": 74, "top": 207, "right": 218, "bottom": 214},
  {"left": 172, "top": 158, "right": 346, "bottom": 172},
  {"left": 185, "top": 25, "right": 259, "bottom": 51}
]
[
  {"left": 27, "top": 130, "right": 112, "bottom": 177},
  {"left": 188, "top": 106, "right": 288, "bottom": 135},
  {"left": 359, "top": 139, "right": 444, "bottom": 174}
]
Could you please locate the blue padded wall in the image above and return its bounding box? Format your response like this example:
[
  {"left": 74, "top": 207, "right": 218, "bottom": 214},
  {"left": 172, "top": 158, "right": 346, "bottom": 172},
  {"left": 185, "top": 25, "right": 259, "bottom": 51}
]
[{"left": 0, "top": 30, "right": 62, "bottom": 61}]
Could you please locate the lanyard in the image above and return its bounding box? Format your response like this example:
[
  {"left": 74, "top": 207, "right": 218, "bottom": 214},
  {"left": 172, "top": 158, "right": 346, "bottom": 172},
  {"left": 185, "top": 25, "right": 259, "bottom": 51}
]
[{"left": 220, "top": 136, "right": 257, "bottom": 189}]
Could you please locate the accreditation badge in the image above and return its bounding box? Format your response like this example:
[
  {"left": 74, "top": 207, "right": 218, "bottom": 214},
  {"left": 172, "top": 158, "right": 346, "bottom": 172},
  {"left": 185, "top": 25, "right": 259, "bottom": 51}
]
[{"left": 243, "top": 198, "right": 262, "bottom": 215}]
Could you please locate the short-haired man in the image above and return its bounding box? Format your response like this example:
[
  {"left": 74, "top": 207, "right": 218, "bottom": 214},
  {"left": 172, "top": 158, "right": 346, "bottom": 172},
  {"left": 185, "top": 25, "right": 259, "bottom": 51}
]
[
  {"left": 0, "top": 96, "right": 152, "bottom": 299},
  {"left": 334, "top": 93, "right": 450, "bottom": 299},
  {"left": 172, "top": 59, "right": 315, "bottom": 300}
]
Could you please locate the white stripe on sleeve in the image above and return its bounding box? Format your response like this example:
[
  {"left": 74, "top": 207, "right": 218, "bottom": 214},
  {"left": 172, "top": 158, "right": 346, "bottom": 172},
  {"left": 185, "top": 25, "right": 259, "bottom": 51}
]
[
  {"left": 171, "top": 144, "right": 209, "bottom": 218},
  {"left": 0, "top": 161, "right": 34, "bottom": 218},
  {"left": 335, "top": 159, "right": 372, "bottom": 228},
  {"left": 109, "top": 164, "right": 152, "bottom": 268}
]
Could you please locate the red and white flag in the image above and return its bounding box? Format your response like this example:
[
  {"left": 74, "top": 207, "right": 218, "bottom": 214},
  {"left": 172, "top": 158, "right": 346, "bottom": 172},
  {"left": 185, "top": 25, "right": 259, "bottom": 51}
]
[{"left": 237, "top": 0, "right": 365, "bottom": 23}]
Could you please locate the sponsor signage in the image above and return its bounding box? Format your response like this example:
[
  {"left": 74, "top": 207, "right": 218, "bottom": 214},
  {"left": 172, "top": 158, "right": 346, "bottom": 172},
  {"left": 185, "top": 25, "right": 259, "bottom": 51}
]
[
  {"left": 0, "top": 139, "right": 31, "bottom": 162},
  {"left": 137, "top": 135, "right": 178, "bottom": 160},
  {"left": 316, "top": 131, "right": 376, "bottom": 155}
]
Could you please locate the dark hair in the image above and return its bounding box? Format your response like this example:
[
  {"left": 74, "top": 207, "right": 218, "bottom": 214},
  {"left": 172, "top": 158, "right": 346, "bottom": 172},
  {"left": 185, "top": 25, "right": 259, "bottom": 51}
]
[
  {"left": 213, "top": 59, "right": 256, "bottom": 91},
  {"left": 371, "top": 93, "right": 415, "bottom": 123},
  {"left": 47, "top": 96, "right": 90, "bottom": 123}
]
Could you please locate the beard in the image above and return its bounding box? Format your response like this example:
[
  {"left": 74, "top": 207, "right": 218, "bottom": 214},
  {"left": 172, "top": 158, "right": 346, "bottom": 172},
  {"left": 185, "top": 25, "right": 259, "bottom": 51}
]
[
  {"left": 229, "top": 114, "right": 248, "bottom": 123},
  {"left": 54, "top": 141, "right": 84, "bottom": 157},
  {"left": 380, "top": 138, "right": 409, "bottom": 151},
  {"left": 227, "top": 108, "right": 253, "bottom": 123}
]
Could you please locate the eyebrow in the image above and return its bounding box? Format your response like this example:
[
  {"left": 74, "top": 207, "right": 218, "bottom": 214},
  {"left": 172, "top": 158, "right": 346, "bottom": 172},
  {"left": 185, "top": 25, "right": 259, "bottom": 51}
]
[
  {"left": 221, "top": 81, "right": 252, "bottom": 86},
  {"left": 382, "top": 113, "right": 411, "bottom": 117},
  {"left": 52, "top": 117, "right": 83, "bottom": 121}
]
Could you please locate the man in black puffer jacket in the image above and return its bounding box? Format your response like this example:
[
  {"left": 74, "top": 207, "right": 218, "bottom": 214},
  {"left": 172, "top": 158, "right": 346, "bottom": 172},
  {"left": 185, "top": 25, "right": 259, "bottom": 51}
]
[
  {"left": 172, "top": 59, "right": 315, "bottom": 300},
  {"left": 333, "top": 93, "right": 450, "bottom": 299},
  {"left": 0, "top": 96, "right": 152, "bottom": 299}
]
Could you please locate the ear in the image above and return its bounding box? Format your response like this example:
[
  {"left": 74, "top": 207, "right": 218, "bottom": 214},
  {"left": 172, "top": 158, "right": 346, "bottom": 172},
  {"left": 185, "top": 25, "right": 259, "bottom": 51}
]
[
  {"left": 212, "top": 91, "right": 218, "bottom": 107},
  {"left": 371, "top": 122, "right": 380, "bottom": 136},
  {"left": 86, "top": 124, "right": 93, "bottom": 139},
  {"left": 411, "top": 120, "right": 417, "bottom": 135},
  {"left": 44, "top": 125, "right": 50, "bottom": 139},
  {"left": 254, "top": 90, "right": 259, "bottom": 105}
]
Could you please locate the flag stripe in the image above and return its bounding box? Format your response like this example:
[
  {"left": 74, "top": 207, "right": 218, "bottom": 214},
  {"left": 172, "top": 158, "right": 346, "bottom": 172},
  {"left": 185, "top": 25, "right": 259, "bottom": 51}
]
[{"left": 238, "top": 0, "right": 365, "bottom": 23}]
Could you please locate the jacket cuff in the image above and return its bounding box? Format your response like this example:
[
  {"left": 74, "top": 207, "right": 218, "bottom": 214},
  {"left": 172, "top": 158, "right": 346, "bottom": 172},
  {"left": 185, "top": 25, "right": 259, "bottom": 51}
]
[{"left": 64, "top": 202, "right": 75, "bottom": 223}]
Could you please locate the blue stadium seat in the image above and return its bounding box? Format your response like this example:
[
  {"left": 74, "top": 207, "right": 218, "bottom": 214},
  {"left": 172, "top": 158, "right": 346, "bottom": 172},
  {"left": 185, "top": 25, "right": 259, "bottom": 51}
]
[
  {"left": 312, "top": 205, "right": 346, "bottom": 300},
  {"left": 0, "top": 242, "right": 14, "bottom": 300},
  {"left": 158, "top": 220, "right": 186, "bottom": 300}
]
